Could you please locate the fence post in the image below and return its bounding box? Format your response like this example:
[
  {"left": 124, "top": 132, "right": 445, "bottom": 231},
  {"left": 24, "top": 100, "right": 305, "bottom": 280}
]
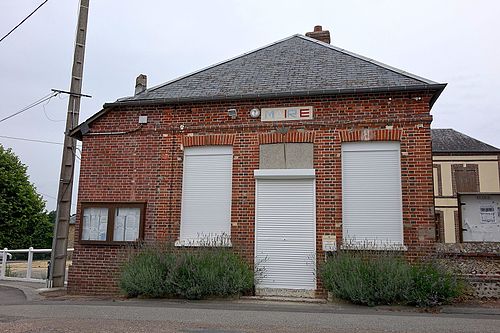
[
  {"left": 27, "top": 247, "right": 33, "bottom": 279},
  {"left": 0, "top": 248, "right": 7, "bottom": 279}
]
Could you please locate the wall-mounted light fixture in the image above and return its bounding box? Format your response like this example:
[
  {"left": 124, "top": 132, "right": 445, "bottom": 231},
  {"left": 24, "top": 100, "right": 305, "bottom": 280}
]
[
  {"left": 249, "top": 108, "right": 261, "bottom": 119},
  {"left": 228, "top": 108, "right": 237, "bottom": 119}
]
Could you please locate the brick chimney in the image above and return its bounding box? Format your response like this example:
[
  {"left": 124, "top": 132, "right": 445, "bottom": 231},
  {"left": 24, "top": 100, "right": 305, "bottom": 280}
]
[
  {"left": 135, "top": 74, "right": 147, "bottom": 95},
  {"left": 305, "top": 25, "right": 331, "bottom": 44}
]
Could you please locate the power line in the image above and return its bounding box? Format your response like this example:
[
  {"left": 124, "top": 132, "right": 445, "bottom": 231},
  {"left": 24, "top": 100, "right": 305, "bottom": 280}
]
[
  {"left": 38, "top": 191, "right": 57, "bottom": 200},
  {"left": 43, "top": 93, "right": 65, "bottom": 122},
  {"left": 0, "top": 92, "right": 58, "bottom": 124},
  {"left": 0, "top": 134, "right": 61, "bottom": 145},
  {"left": 0, "top": 134, "right": 82, "bottom": 160},
  {"left": 0, "top": 0, "right": 49, "bottom": 44},
  {"left": 38, "top": 191, "right": 77, "bottom": 207}
]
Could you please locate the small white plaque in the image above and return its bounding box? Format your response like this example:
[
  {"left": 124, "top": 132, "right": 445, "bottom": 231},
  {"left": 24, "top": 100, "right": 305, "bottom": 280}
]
[
  {"left": 322, "top": 235, "right": 337, "bottom": 252},
  {"left": 261, "top": 106, "right": 313, "bottom": 122}
]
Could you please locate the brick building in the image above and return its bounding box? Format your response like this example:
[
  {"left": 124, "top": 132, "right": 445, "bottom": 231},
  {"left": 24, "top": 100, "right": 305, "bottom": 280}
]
[{"left": 68, "top": 26, "right": 446, "bottom": 296}]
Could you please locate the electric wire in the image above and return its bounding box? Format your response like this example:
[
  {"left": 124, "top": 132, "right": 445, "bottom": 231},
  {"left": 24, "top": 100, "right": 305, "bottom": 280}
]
[
  {"left": 42, "top": 94, "right": 65, "bottom": 122},
  {"left": 38, "top": 191, "right": 77, "bottom": 207},
  {"left": 0, "top": 92, "right": 59, "bottom": 124},
  {"left": 0, "top": 0, "right": 49, "bottom": 44},
  {"left": 0, "top": 135, "right": 61, "bottom": 145},
  {"left": 0, "top": 135, "right": 82, "bottom": 160}
]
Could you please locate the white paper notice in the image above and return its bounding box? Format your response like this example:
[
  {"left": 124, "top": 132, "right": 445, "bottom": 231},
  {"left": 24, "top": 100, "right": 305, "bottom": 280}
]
[
  {"left": 480, "top": 205, "right": 496, "bottom": 224},
  {"left": 125, "top": 216, "right": 139, "bottom": 241},
  {"left": 114, "top": 215, "right": 125, "bottom": 241},
  {"left": 115, "top": 208, "right": 140, "bottom": 241}
]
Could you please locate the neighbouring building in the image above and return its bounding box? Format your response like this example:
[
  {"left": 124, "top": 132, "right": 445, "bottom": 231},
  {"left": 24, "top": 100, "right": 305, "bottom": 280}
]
[
  {"left": 432, "top": 128, "right": 500, "bottom": 243},
  {"left": 68, "top": 26, "right": 446, "bottom": 296}
]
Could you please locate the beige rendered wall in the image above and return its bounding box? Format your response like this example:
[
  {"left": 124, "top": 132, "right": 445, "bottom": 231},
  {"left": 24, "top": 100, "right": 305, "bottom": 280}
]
[{"left": 433, "top": 154, "right": 500, "bottom": 243}]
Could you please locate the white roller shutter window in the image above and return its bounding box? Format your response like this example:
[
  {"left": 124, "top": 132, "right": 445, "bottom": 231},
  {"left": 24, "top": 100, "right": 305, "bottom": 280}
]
[
  {"left": 342, "top": 142, "right": 403, "bottom": 247},
  {"left": 180, "top": 146, "right": 233, "bottom": 245}
]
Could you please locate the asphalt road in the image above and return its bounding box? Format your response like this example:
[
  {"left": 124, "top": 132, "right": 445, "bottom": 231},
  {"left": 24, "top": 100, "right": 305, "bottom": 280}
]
[{"left": 0, "top": 286, "right": 498, "bottom": 333}]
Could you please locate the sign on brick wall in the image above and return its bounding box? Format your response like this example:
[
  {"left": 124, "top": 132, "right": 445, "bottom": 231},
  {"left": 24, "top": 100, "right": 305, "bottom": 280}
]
[{"left": 261, "top": 106, "right": 313, "bottom": 121}]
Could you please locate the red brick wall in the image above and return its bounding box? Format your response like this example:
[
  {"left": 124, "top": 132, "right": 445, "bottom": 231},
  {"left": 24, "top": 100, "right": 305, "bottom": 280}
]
[{"left": 68, "top": 91, "right": 436, "bottom": 295}]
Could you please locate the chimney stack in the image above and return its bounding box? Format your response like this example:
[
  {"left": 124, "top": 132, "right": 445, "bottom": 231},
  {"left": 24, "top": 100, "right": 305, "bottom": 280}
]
[
  {"left": 305, "top": 25, "right": 331, "bottom": 44},
  {"left": 135, "top": 74, "right": 147, "bottom": 95}
]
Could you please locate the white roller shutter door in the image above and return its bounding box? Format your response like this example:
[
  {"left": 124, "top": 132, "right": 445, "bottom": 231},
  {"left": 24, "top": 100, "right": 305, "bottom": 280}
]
[
  {"left": 342, "top": 142, "right": 403, "bottom": 246},
  {"left": 255, "top": 171, "right": 316, "bottom": 290},
  {"left": 180, "top": 146, "right": 233, "bottom": 244}
]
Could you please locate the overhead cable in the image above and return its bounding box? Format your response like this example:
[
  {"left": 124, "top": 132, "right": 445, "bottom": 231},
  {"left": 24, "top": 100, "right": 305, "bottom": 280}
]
[
  {"left": 0, "top": 91, "right": 58, "bottom": 124},
  {"left": 0, "top": 134, "right": 62, "bottom": 145},
  {"left": 0, "top": 0, "right": 49, "bottom": 44}
]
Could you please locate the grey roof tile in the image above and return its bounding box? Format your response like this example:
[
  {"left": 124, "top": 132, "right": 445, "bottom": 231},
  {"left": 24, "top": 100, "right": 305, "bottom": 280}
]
[
  {"left": 115, "top": 35, "right": 442, "bottom": 104},
  {"left": 431, "top": 129, "right": 499, "bottom": 153}
]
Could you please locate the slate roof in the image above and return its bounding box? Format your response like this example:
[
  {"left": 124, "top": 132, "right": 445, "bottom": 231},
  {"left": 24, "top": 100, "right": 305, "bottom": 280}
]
[
  {"left": 107, "top": 34, "right": 445, "bottom": 107},
  {"left": 71, "top": 34, "right": 446, "bottom": 139},
  {"left": 431, "top": 129, "right": 500, "bottom": 154}
]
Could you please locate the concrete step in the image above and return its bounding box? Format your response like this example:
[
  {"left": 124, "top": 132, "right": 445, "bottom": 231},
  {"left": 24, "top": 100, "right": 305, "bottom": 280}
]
[{"left": 240, "top": 295, "right": 327, "bottom": 304}]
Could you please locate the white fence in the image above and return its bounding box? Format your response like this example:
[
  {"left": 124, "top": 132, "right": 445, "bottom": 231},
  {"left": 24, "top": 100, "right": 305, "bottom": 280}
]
[{"left": 0, "top": 247, "right": 74, "bottom": 284}]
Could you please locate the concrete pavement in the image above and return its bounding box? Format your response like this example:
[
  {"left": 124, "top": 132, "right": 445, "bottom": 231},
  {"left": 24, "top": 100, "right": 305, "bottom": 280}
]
[{"left": 0, "top": 286, "right": 26, "bottom": 305}]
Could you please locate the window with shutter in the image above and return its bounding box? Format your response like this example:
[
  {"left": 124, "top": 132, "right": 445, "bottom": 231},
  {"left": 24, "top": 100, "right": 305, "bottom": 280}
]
[
  {"left": 452, "top": 164, "right": 479, "bottom": 195},
  {"left": 342, "top": 142, "right": 404, "bottom": 248},
  {"left": 179, "top": 146, "right": 233, "bottom": 246}
]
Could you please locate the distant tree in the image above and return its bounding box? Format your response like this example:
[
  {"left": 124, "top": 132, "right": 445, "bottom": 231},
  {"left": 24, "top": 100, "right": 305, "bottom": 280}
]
[{"left": 0, "top": 145, "right": 53, "bottom": 249}]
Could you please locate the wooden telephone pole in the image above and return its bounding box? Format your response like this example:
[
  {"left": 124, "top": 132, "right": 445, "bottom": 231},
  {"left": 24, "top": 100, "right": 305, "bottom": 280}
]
[{"left": 49, "top": 0, "right": 90, "bottom": 287}]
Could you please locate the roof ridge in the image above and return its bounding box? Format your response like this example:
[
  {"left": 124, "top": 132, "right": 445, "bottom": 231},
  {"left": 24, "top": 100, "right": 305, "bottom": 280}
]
[
  {"left": 141, "top": 34, "right": 303, "bottom": 96},
  {"left": 297, "top": 35, "right": 437, "bottom": 85}
]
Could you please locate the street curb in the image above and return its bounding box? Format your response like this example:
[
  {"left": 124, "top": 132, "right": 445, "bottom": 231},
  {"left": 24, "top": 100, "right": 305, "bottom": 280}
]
[
  {"left": 0, "top": 281, "right": 44, "bottom": 302},
  {"left": 440, "top": 307, "right": 500, "bottom": 316},
  {"left": 240, "top": 296, "right": 327, "bottom": 304}
]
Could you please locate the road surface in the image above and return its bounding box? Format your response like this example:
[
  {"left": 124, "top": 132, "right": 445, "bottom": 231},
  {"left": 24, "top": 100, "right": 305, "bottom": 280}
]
[{"left": 0, "top": 285, "right": 498, "bottom": 333}]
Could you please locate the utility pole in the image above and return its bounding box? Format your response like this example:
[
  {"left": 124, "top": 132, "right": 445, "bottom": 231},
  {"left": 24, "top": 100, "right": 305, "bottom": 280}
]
[{"left": 50, "top": 0, "right": 90, "bottom": 288}]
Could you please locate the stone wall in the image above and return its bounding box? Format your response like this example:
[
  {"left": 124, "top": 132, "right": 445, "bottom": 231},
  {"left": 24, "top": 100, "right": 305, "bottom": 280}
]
[{"left": 435, "top": 243, "right": 500, "bottom": 298}]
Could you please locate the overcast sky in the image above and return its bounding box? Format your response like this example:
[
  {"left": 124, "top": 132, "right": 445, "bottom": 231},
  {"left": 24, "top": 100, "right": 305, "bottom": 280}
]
[{"left": 0, "top": 0, "right": 499, "bottom": 213}]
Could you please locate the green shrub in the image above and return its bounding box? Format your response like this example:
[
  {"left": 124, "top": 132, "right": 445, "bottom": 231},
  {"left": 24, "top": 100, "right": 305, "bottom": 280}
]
[
  {"left": 119, "top": 249, "right": 175, "bottom": 297},
  {"left": 321, "top": 251, "right": 412, "bottom": 306},
  {"left": 119, "top": 246, "right": 254, "bottom": 300},
  {"left": 321, "top": 251, "right": 463, "bottom": 307},
  {"left": 168, "top": 249, "right": 254, "bottom": 300},
  {"left": 407, "top": 262, "right": 464, "bottom": 307}
]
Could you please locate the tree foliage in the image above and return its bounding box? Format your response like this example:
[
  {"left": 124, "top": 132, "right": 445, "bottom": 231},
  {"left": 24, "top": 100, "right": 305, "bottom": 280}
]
[{"left": 0, "top": 145, "right": 53, "bottom": 249}]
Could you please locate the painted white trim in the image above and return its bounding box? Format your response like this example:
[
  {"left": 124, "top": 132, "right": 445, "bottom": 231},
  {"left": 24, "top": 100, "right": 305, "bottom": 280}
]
[
  {"left": 339, "top": 243, "right": 407, "bottom": 251},
  {"left": 254, "top": 169, "right": 316, "bottom": 179},
  {"left": 174, "top": 239, "right": 232, "bottom": 247}
]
